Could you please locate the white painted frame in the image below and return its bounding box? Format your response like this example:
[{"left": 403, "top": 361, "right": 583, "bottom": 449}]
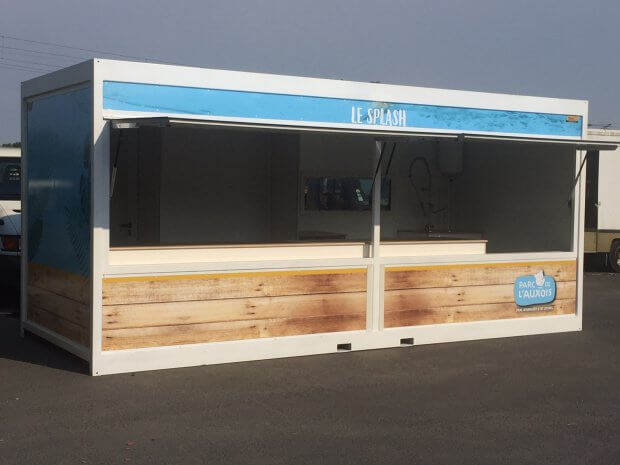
[
  {"left": 22, "top": 59, "right": 587, "bottom": 375},
  {"left": 97, "top": 314, "right": 580, "bottom": 375}
]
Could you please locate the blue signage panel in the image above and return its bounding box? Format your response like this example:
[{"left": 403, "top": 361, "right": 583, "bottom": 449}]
[
  {"left": 514, "top": 271, "right": 557, "bottom": 307},
  {"left": 103, "top": 81, "right": 583, "bottom": 137}
]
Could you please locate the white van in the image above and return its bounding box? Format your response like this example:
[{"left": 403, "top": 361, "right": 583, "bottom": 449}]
[{"left": 0, "top": 147, "right": 21, "bottom": 291}]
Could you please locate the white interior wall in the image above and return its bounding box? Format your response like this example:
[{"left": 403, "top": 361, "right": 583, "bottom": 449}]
[
  {"left": 268, "top": 133, "right": 299, "bottom": 242},
  {"left": 159, "top": 127, "right": 272, "bottom": 244},
  {"left": 453, "top": 142, "right": 575, "bottom": 252},
  {"left": 297, "top": 134, "right": 452, "bottom": 241},
  {"left": 156, "top": 131, "right": 456, "bottom": 244},
  {"left": 379, "top": 140, "right": 451, "bottom": 240},
  {"left": 297, "top": 133, "right": 374, "bottom": 241}
]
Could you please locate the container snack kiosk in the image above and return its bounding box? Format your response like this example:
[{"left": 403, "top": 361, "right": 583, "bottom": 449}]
[{"left": 20, "top": 59, "right": 617, "bottom": 375}]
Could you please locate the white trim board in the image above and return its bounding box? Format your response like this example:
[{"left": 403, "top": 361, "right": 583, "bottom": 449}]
[
  {"left": 104, "top": 252, "right": 577, "bottom": 277},
  {"left": 94, "top": 59, "right": 587, "bottom": 116},
  {"left": 95, "top": 314, "right": 581, "bottom": 376}
]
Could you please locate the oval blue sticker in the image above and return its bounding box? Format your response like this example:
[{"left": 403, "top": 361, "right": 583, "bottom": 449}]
[{"left": 514, "top": 271, "right": 556, "bottom": 307}]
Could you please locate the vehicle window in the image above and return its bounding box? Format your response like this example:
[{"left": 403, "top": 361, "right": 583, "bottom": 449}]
[{"left": 0, "top": 157, "right": 21, "bottom": 200}]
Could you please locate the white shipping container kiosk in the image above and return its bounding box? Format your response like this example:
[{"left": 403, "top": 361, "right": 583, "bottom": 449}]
[{"left": 20, "top": 59, "right": 617, "bottom": 375}]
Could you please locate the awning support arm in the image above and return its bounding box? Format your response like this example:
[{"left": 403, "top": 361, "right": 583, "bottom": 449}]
[
  {"left": 110, "top": 129, "right": 123, "bottom": 198},
  {"left": 369, "top": 141, "right": 387, "bottom": 195},
  {"left": 384, "top": 143, "right": 397, "bottom": 177},
  {"left": 369, "top": 141, "right": 398, "bottom": 195},
  {"left": 568, "top": 150, "right": 590, "bottom": 206}
]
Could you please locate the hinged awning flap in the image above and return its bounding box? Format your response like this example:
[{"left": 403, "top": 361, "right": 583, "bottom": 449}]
[
  {"left": 109, "top": 117, "right": 459, "bottom": 140},
  {"left": 108, "top": 117, "right": 617, "bottom": 150},
  {"left": 462, "top": 134, "right": 617, "bottom": 151}
]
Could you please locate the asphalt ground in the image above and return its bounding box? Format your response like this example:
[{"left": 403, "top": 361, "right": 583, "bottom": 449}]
[{"left": 0, "top": 272, "right": 618, "bottom": 465}]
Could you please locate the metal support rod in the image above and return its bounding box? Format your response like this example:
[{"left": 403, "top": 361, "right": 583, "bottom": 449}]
[
  {"left": 372, "top": 141, "right": 383, "bottom": 258},
  {"left": 371, "top": 141, "right": 383, "bottom": 331},
  {"left": 109, "top": 129, "right": 123, "bottom": 198},
  {"left": 569, "top": 150, "right": 589, "bottom": 205}
]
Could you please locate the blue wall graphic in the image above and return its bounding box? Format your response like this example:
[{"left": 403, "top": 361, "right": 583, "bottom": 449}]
[{"left": 27, "top": 87, "right": 91, "bottom": 277}]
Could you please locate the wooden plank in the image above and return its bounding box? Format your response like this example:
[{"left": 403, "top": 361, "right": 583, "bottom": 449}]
[
  {"left": 103, "top": 269, "right": 367, "bottom": 305},
  {"left": 28, "top": 306, "right": 90, "bottom": 347},
  {"left": 102, "top": 313, "right": 366, "bottom": 350},
  {"left": 385, "top": 281, "right": 576, "bottom": 312},
  {"left": 385, "top": 261, "right": 577, "bottom": 290},
  {"left": 28, "top": 286, "right": 90, "bottom": 328},
  {"left": 103, "top": 291, "right": 367, "bottom": 330},
  {"left": 28, "top": 262, "right": 90, "bottom": 304},
  {"left": 385, "top": 299, "right": 576, "bottom": 327}
]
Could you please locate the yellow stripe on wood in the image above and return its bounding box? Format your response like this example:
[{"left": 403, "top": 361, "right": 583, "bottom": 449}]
[
  {"left": 386, "top": 260, "right": 575, "bottom": 272},
  {"left": 385, "top": 299, "right": 576, "bottom": 327},
  {"left": 103, "top": 313, "right": 366, "bottom": 350},
  {"left": 103, "top": 269, "right": 367, "bottom": 305},
  {"left": 103, "top": 292, "right": 367, "bottom": 330},
  {"left": 103, "top": 267, "right": 367, "bottom": 283}
]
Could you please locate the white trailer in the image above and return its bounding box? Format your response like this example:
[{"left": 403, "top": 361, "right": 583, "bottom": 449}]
[{"left": 585, "top": 129, "right": 620, "bottom": 271}]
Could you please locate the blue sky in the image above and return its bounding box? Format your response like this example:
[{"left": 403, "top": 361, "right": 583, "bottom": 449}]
[{"left": 1, "top": 0, "right": 619, "bottom": 142}]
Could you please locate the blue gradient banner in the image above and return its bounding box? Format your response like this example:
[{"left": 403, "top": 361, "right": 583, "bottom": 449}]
[{"left": 103, "top": 81, "right": 582, "bottom": 137}]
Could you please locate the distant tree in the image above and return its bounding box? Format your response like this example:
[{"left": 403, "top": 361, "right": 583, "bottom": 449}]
[{"left": 1, "top": 142, "right": 21, "bottom": 148}]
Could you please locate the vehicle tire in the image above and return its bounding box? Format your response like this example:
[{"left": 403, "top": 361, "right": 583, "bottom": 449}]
[{"left": 610, "top": 241, "right": 620, "bottom": 273}]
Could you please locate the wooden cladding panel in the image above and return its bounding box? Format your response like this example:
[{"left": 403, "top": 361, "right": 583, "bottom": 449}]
[
  {"left": 102, "top": 268, "right": 367, "bottom": 351},
  {"left": 28, "top": 306, "right": 90, "bottom": 347},
  {"left": 28, "top": 286, "right": 90, "bottom": 328},
  {"left": 385, "top": 281, "right": 577, "bottom": 312},
  {"left": 103, "top": 269, "right": 367, "bottom": 305},
  {"left": 27, "top": 262, "right": 91, "bottom": 348},
  {"left": 103, "top": 292, "right": 367, "bottom": 330},
  {"left": 385, "top": 299, "right": 576, "bottom": 327},
  {"left": 384, "top": 261, "right": 577, "bottom": 328},
  {"left": 28, "top": 262, "right": 90, "bottom": 304},
  {"left": 385, "top": 261, "right": 576, "bottom": 291},
  {"left": 103, "top": 314, "right": 366, "bottom": 350}
]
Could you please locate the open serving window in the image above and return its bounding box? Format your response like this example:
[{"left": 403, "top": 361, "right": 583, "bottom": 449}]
[{"left": 107, "top": 119, "right": 614, "bottom": 265}]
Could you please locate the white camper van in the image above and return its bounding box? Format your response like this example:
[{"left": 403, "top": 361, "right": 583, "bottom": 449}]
[
  {"left": 0, "top": 146, "right": 21, "bottom": 290},
  {"left": 585, "top": 129, "right": 620, "bottom": 271}
]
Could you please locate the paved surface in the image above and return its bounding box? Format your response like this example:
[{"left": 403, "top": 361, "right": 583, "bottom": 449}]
[{"left": 1, "top": 273, "right": 619, "bottom": 465}]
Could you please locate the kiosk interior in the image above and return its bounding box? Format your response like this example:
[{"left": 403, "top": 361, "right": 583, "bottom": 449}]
[{"left": 21, "top": 59, "right": 616, "bottom": 375}]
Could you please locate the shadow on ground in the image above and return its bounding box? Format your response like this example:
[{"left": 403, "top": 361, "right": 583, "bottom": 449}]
[{"left": 0, "top": 314, "right": 88, "bottom": 374}]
